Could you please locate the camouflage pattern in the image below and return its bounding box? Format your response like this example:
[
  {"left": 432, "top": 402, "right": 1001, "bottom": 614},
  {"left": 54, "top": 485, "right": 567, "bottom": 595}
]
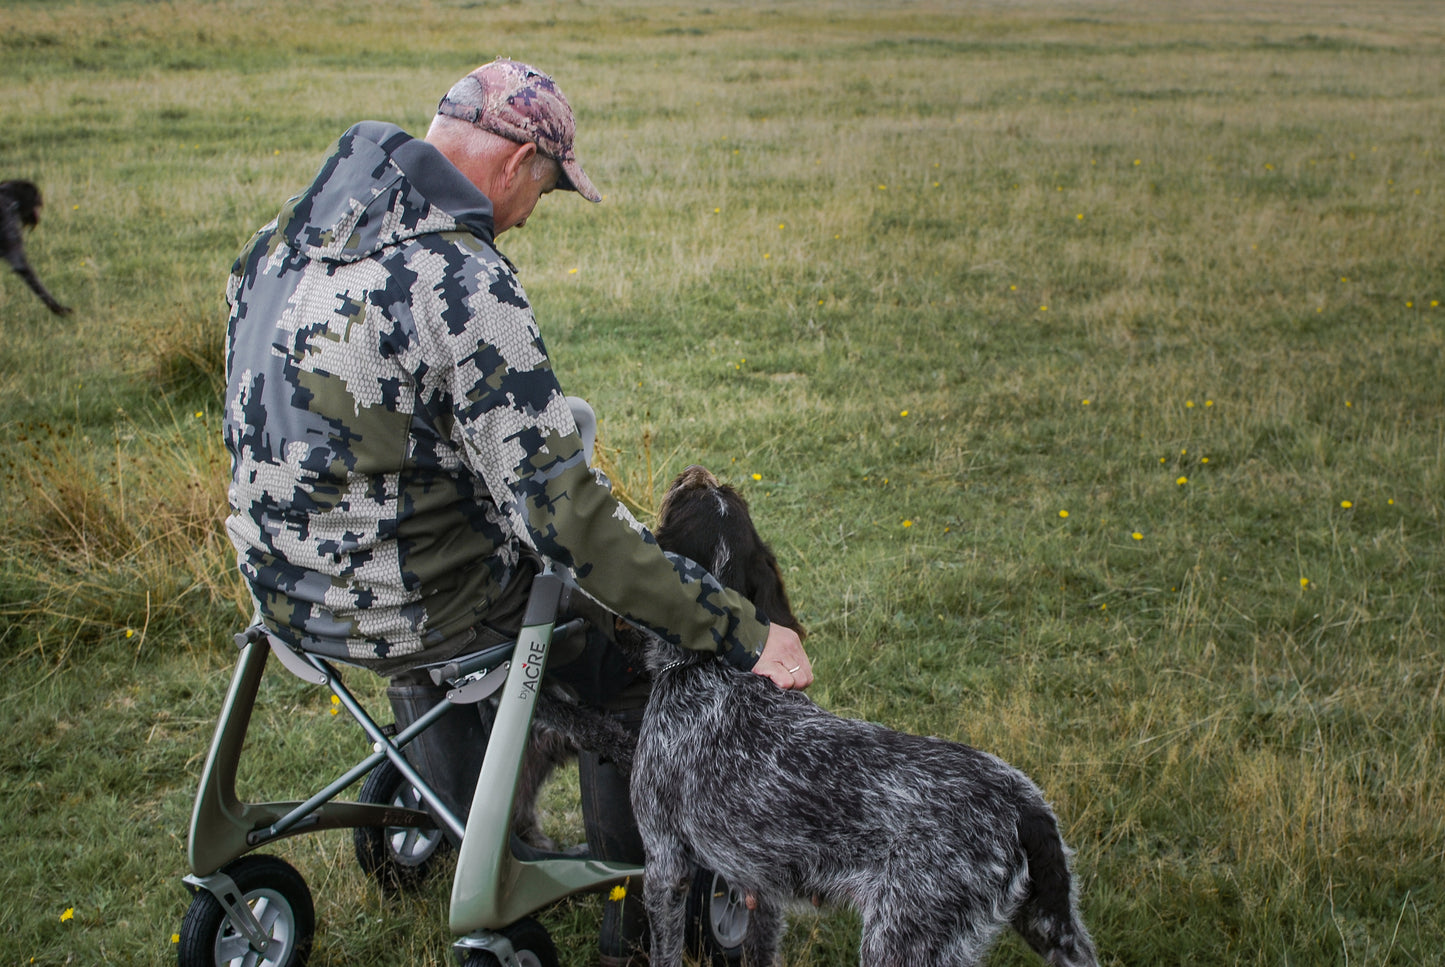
[{"left": 224, "top": 121, "right": 765, "bottom": 670}]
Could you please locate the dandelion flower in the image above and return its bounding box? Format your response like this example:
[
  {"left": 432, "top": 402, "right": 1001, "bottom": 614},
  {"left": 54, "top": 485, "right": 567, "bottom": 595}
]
[
  {"left": 61, "top": 908, "right": 74, "bottom": 922},
  {"left": 1132, "top": 532, "right": 1143, "bottom": 540},
  {"left": 330, "top": 695, "right": 341, "bottom": 716},
  {"left": 1058, "top": 510, "right": 1069, "bottom": 519},
  {"left": 609, "top": 885, "right": 628, "bottom": 902},
  {"left": 1186, "top": 400, "right": 1195, "bottom": 408},
  {"left": 900, "top": 410, "right": 909, "bottom": 417},
  {"left": 124, "top": 629, "right": 135, "bottom": 639},
  {"left": 751, "top": 473, "right": 762, "bottom": 482},
  {"left": 194, "top": 411, "right": 204, "bottom": 419},
  {"left": 568, "top": 268, "right": 578, "bottom": 275},
  {"left": 1176, "top": 476, "right": 1188, "bottom": 486},
  {"left": 903, "top": 520, "right": 913, "bottom": 528},
  {"left": 1340, "top": 500, "right": 1353, "bottom": 509},
  {"left": 1081, "top": 399, "right": 1090, "bottom": 406},
  {"left": 1300, "top": 577, "right": 1310, "bottom": 588}
]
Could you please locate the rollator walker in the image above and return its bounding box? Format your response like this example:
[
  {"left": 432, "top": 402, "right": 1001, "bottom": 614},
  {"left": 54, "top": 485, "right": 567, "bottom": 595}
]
[{"left": 176, "top": 568, "right": 751, "bottom": 967}]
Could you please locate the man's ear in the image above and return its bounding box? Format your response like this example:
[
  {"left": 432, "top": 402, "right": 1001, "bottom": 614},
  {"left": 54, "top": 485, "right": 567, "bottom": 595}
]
[{"left": 501, "top": 140, "right": 538, "bottom": 189}]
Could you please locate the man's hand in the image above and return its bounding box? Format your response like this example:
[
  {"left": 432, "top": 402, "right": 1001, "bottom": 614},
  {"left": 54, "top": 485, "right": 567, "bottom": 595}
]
[{"left": 752, "top": 623, "right": 812, "bottom": 690}]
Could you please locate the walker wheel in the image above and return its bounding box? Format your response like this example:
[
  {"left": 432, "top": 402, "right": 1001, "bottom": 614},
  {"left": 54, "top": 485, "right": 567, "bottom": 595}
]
[
  {"left": 687, "top": 868, "right": 749, "bottom": 965},
  {"left": 353, "top": 757, "right": 450, "bottom": 891},
  {"left": 177, "top": 854, "right": 314, "bottom": 967},
  {"left": 458, "top": 917, "right": 559, "bottom": 967}
]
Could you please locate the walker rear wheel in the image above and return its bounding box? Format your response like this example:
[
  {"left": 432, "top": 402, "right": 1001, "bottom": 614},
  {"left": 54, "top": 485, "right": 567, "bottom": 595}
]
[
  {"left": 687, "top": 868, "right": 749, "bottom": 964},
  {"left": 353, "top": 757, "right": 450, "bottom": 891},
  {"left": 177, "top": 854, "right": 314, "bottom": 967}
]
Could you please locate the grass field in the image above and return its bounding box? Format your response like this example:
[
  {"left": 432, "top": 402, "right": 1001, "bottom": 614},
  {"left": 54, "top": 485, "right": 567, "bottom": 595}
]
[{"left": 2, "top": 0, "right": 1443, "bottom": 964}]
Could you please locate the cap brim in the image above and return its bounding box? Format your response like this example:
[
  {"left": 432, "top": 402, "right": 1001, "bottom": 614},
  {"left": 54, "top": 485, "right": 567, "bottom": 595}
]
[{"left": 560, "top": 159, "right": 601, "bottom": 203}]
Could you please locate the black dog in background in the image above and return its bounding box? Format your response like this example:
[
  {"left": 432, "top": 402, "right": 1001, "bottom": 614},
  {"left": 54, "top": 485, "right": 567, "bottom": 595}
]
[
  {"left": 2, "top": 180, "right": 71, "bottom": 316},
  {"left": 630, "top": 466, "right": 1098, "bottom": 967}
]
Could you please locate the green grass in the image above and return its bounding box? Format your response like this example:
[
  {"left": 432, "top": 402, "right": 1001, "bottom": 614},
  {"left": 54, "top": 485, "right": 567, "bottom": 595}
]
[{"left": 2, "top": 1, "right": 1443, "bottom": 964}]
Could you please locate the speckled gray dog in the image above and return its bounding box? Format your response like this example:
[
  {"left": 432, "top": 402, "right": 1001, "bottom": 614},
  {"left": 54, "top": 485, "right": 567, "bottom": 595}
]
[{"left": 629, "top": 466, "right": 1099, "bottom": 967}]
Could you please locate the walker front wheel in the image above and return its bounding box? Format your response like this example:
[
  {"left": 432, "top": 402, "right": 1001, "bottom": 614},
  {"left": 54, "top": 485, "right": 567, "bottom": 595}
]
[
  {"left": 458, "top": 917, "right": 559, "bottom": 967},
  {"left": 177, "top": 854, "right": 314, "bottom": 967}
]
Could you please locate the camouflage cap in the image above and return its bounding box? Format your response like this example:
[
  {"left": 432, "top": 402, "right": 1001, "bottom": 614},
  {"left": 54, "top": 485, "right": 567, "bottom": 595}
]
[{"left": 436, "top": 58, "right": 601, "bottom": 203}]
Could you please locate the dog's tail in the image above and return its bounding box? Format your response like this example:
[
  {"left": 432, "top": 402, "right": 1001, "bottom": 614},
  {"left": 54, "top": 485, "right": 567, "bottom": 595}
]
[{"left": 1013, "top": 805, "right": 1098, "bottom": 967}]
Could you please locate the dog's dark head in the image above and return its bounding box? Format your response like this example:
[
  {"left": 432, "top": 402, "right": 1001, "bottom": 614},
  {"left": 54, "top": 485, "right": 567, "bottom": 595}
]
[
  {"left": 655, "top": 466, "right": 805, "bottom": 640},
  {"left": 1, "top": 180, "right": 43, "bottom": 228}
]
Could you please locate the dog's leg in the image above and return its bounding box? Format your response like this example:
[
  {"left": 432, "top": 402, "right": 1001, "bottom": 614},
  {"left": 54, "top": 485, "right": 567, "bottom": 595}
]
[
  {"left": 510, "top": 724, "right": 573, "bottom": 850},
  {"left": 740, "top": 894, "right": 784, "bottom": 967},
  {"left": 860, "top": 905, "right": 998, "bottom": 967},
  {"left": 642, "top": 844, "right": 691, "bottom": 967}
]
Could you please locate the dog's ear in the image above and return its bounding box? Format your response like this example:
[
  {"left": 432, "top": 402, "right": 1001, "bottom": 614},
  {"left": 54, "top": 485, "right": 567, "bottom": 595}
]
[{"left": 743, "top": 540, "right": 806, "bottom": 641}]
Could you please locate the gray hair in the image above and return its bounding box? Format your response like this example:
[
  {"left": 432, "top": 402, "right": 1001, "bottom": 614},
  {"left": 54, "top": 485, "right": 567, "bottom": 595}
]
[{"left": 428, "top": 114, "right": 558, "bottom": 182}]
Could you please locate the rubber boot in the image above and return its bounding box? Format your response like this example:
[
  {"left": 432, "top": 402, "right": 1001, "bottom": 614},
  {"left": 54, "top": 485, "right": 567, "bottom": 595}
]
[
  {"left": 580, "top": 710, "right": 649, "bottom": 966},
  {"left": 385, "top": 680, "right": 490, "bottom": 846}
]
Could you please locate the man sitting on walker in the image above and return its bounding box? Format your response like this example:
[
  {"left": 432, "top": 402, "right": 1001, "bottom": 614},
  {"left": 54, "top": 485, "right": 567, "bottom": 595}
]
[{"left": 222, "top": 58, "right": 809, "bottom": 964}]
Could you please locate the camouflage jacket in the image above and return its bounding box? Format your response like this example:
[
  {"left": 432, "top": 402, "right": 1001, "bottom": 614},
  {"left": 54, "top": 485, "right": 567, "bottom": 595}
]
[{"left": 224, "top": 121, "right": 767, "bottom": 670}]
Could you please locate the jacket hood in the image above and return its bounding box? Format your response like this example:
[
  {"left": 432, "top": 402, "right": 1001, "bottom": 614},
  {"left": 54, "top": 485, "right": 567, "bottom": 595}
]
[{"left": 276, "top": 121, "right": 496, "bottom": 263}]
